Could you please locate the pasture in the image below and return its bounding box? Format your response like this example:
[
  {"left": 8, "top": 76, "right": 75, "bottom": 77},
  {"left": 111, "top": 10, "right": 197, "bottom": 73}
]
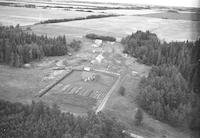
[
  {"left": 139, "top": 11, "right": 200, "bottom": 21},
  {"left": 31, "top": 15, "right": 200, "bottom": 42},
  {"left": 1, "top": 5, "right": 199, "bottom": 42},
  {"left": 0, "top": 5, "right": 106, "bottom": 26}
]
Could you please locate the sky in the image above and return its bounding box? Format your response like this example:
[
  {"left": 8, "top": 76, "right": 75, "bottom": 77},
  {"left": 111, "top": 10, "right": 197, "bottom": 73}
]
[{"left": 74, "top": 0, "right": 200, "bottom": 7}]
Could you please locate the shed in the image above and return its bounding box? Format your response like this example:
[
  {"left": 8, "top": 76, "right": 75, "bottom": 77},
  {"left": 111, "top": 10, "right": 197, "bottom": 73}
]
[{"left": 84, "top": 67, "right": 91, "bottom": 71}]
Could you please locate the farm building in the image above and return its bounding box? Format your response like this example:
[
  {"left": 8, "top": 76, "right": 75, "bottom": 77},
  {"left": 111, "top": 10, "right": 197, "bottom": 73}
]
[
  {"left": 95, "top": 54, "right": 104, "bottom": 63},
  {"left": 83, "top": 66, "right": 91, "bottom": 71}
]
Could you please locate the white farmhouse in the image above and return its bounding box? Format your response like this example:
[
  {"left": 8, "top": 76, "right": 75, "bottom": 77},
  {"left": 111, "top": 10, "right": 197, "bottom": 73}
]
[{"left": 95, "top": 54, "right": 104, "bottom": 63}]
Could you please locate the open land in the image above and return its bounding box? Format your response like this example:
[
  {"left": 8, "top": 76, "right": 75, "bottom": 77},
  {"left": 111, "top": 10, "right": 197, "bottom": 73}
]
[
  {"left": 0, "top": 1, "right": 199, "bottom": 138},
  {"left": 30, "top": 15, "right": 200, "bottom": 42},
  {"left": 0, "top": 1, "right": 199, "bottom": 42},
  {"left": 0, "top": 5, "right": 109, "bottom": 26},
  {"left": 139, "top": 11, "right": 200, "bottom": 21}
]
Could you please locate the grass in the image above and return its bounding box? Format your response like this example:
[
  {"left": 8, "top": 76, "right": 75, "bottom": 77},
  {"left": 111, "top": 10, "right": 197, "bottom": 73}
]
[
  {"left": 0, "top": 5, "right": 107, "bottom": 26},
  {"left": 30, "top": 15, "right": 199, "bottom": 42},
  {"left": 40, "top": 70, "right": 118, "bottom": 114},
  {"left": 139, "top": 12, "right": 200, "bottom": 21},
  {"left": 0, "top": 56, "right": 70, "bottom": 104},
  {"left": 0, "top": 64, "right": 50, "bottom": 104}
]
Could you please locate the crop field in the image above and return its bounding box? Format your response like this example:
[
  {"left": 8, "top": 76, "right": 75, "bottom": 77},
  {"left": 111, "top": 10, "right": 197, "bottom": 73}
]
[
  {"left": 0, "top": 5, "right": 106, "bottom": 26},
  {"left": 40, "top": 70, "right": 118, "bottom": 114},
  {"left": 31, "top": 15, "right": 200, "bottom": 42},
  {"left": 99, "top": 9, "right": 160, "bottom": 15},
  {"left": 1, "top": 4, "right": 198, "bottom": 42},
  {"left": 139, "top": 12, "right": 200, "bottom": 21}
]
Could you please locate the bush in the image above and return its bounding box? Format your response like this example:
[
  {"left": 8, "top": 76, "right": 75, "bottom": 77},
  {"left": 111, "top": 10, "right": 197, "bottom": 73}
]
[
  {"left": 134, "top": 108, "right": 143, "bottom": 126},
  {"left": 85, "top": 33, "right": 116, "bottom": 42},
  {"left": 69, "top": 40, "right": 81, "bottom": 51},
  {"left": 167, "top": 9, "right": 179, "bottom": 13},
  {"left": 86, "top": 14, "right": 118, "bottom": 19},
  {"left": 118, "top": 86, "right": 125, "bottom": 96}
]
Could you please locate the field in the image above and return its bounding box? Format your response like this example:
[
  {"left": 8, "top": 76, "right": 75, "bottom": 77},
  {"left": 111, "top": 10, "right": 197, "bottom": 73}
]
[
  {"left": 40, "top": 70, "right": 119, "bottom": 114},
  {"left": 1, "top": 2, "right": 199, "bottom": 42},
  {"left": 96, "top": 9, "right": 160, "bottom": 15},
  {"left": 0, "top": 64, "right": 49, "bottom": 104},
  {"left": 139, "top": 11, "right": 200, "bottom": 21},
  {"left": 30, "top": 15, "right": 200, "bottom": 42},
  {"left": 0, "top": 5, "right": 107, "bottom": 26}
]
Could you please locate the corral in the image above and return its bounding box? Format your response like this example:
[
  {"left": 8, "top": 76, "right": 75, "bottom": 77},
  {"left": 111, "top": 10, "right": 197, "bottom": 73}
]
[{"left": 39, "top": 69, "right": 119, "bottom": 114}]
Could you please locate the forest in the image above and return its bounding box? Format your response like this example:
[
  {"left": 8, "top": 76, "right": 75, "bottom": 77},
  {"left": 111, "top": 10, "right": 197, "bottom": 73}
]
[
  {"left": 0, "top": 25, "right": 81, "bottom": 67},
  {"left": 121, "top": 31, "right": 200, "bottom": 135},
  {"left": 0, "top": 100, "right": 125, "bottom": 138}
]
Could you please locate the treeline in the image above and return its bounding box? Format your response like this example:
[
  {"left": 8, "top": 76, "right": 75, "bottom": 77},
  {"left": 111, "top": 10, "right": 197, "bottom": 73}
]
[
  {"left": 86, "top": 33, "right": 116, "bottom": 42},
  {"left": 121, "top": 31, "right": 200, "bottom": 132},
  {"left": 0, "top": 100, "right": 125, "bottom": 138},
  {"left": 0, "top": 25, "right": 81, "bottom": 67},
  {"left": 39, "top": 14, "right": 119, "bottom": 24}
]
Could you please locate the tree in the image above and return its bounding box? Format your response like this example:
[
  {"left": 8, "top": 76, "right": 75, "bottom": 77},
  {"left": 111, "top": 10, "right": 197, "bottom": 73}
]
[
  {"left": 118, "top": 86, "right": 125, "bottom": 96},
  {"left": 134, "top": 108, "right": 143, "bottom": 126}
]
